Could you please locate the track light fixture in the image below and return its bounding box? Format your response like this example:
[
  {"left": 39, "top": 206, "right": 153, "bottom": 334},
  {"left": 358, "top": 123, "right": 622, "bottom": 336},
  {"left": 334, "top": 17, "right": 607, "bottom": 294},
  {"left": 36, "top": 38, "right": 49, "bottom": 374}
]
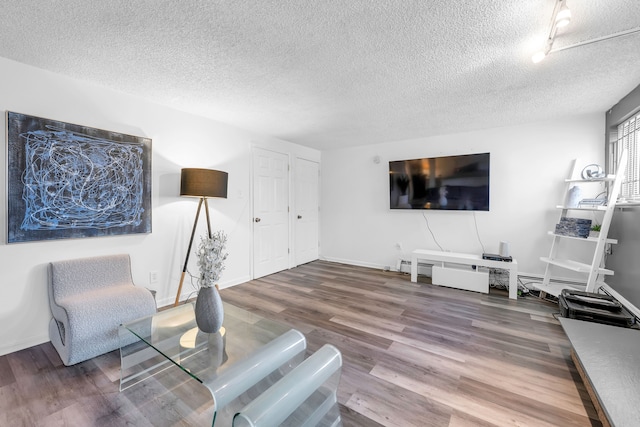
[
  {"left": 532, "top": 0, "right": 571, "bottom": 63},
  {"left": 532, "top": 2, "right": 640, "bottom": 63}
]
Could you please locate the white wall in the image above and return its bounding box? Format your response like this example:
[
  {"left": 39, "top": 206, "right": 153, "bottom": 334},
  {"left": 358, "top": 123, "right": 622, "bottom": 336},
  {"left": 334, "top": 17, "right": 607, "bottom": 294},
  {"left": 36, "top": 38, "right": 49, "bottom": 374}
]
[
  {"left": 0, "top": 57, "right": 319, "bottom": 356},
  {"left": 320, "top": 114, "right": 606, "bottom": 279}
]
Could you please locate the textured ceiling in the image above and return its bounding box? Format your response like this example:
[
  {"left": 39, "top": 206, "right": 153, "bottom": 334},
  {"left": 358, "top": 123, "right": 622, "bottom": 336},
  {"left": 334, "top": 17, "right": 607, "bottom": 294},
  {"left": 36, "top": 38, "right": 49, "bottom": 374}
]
[{"left": 0, "top": 1, "right": 639, "bottom": 150}]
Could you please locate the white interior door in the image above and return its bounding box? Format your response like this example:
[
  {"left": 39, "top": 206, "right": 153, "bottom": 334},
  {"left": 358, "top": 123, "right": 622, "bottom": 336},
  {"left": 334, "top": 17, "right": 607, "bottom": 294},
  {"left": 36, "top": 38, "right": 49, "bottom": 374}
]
[
  {"left": 252, "top": 147, "right": 289, "bottom": 279},
  {"left": 295, "top": 158, "right": 319, "bottom": 266}
]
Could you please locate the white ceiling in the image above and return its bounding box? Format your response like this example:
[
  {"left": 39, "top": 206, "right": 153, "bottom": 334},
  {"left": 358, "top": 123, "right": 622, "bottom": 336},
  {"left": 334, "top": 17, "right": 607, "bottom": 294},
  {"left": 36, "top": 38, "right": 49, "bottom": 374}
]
[{"left": 0, "top": 1, "right": 638, "bottom": 151}]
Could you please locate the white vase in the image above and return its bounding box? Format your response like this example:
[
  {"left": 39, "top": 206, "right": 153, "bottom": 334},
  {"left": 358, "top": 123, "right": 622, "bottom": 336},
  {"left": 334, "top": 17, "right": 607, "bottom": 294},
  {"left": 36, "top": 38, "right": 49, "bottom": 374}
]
[{"left": 195, "top": 285, "right": 224, "bottom": 333}]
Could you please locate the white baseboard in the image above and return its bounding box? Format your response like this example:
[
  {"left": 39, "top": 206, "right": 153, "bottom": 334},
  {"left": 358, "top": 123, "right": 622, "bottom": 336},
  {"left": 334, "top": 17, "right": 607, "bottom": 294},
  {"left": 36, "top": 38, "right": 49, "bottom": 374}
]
[
  {"left": 219, "top": 275, "right": 252, "bottom": 290},
  {"left": 0, "top": 334, "right": 50, "bottom": 357},
  {"left": 516, "top": 271, "right": 587, "bottom": 287},
  {"left": 397, "top": 259, "right": 433, "bottom": 276},
  {"left": 320, "top": 256, "right": 384, "bottom": 270},
  {"left": 320, "top": 256, "right": 435, "bottom": 276},
  {"left": 161, "top": 274, "right": 252, "bottom": 308}
]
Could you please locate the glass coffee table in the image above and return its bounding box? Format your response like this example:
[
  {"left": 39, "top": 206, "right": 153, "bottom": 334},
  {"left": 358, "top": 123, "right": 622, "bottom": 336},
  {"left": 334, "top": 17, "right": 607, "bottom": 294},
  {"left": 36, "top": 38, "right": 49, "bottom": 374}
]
[{"left": 119, "top": 302, "right": 342, "bottom": 426}]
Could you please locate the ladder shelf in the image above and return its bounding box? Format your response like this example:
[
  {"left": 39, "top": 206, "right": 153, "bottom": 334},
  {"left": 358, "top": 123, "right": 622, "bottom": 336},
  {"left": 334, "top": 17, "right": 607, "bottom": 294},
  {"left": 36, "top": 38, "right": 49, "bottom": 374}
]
[{"left": 531, "top": 151, "right": 627, "bottom": 298}]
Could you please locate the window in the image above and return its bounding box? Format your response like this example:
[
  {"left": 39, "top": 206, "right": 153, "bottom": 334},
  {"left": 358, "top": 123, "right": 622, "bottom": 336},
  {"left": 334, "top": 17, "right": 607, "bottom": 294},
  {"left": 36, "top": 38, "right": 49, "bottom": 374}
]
[{"left": 610, "top": 111, "right": 640, "bottom": 200}]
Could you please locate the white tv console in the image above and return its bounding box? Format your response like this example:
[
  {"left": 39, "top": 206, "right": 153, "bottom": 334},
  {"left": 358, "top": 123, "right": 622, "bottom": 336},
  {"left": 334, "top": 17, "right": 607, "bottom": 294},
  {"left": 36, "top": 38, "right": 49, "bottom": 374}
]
[{"left": 410, "top": 249, "right": 519, "bottom": 300}]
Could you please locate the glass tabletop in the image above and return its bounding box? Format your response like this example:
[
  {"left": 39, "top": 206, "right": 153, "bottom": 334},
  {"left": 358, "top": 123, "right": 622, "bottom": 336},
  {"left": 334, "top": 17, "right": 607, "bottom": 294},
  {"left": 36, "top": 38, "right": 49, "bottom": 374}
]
[{"left": 119, "top": 302, "right": 307, "bottom": 425}]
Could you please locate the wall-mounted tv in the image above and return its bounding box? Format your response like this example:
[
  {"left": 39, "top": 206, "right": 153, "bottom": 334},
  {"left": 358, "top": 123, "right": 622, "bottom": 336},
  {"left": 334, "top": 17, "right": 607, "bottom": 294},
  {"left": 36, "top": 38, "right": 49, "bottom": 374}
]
[{"left": 389, "top": 153, "right": 490, "bottom": 211}]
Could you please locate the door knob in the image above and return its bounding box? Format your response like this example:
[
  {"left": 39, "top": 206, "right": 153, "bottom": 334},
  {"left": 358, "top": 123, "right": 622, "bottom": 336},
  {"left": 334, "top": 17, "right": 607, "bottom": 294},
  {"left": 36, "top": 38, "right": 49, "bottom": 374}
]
[
  {"left": 254, "top": 217, "right": 261, "bottom": 223},
  {"left": 297, "top": 215, "right": 302, "bottom": 219}
]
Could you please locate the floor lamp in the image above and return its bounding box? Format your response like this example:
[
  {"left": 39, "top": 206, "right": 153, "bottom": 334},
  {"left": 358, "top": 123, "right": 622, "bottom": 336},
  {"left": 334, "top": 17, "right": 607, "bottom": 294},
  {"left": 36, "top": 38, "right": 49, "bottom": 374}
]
[{"left": 174, "top": 168, "right": 228, "bottom": 306}]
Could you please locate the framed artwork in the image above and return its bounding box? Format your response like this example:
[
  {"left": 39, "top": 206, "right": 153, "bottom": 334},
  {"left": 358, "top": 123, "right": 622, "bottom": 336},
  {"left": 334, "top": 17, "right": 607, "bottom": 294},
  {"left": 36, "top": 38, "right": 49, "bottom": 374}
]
[{"left": 6, "top": 112, "right": 152, "bottom": 243}]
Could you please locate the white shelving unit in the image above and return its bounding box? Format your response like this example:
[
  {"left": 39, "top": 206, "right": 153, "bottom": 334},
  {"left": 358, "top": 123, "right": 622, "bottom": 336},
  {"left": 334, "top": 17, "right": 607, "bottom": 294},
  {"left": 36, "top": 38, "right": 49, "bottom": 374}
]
[{"left": 532, "top": 151, "right": 627, "bottom": 298}]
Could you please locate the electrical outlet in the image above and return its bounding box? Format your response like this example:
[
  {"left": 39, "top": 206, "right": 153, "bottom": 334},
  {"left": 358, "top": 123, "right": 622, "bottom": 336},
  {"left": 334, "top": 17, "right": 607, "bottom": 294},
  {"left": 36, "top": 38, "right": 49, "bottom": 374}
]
[{"left": 149, "top": 271, "right": 158, "bottom": 284}]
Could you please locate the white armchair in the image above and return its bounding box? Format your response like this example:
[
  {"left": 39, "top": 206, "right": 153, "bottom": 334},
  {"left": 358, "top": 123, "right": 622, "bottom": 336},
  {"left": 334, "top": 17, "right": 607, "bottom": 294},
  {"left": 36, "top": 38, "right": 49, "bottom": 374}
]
[{"left": 48, "top": 254, "right": 157, "bottom": 366}]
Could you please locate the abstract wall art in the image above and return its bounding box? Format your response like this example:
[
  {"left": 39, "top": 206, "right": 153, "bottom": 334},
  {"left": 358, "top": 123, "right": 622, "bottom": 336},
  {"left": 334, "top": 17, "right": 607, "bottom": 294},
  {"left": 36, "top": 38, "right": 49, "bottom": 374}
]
[{"left": 6, "top": 112, "right": 152, "bottom": 243}]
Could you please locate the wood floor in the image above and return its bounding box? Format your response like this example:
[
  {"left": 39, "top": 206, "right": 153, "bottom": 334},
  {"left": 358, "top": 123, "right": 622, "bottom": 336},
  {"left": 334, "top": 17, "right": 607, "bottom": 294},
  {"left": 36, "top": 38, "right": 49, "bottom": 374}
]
[{"left": 0, "top": 260, "right": 601, "bottom": 426}]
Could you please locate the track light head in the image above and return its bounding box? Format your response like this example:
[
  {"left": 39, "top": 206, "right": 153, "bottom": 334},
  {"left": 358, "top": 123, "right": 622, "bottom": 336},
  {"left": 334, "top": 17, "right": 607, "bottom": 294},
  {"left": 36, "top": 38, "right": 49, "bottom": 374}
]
[
  {"left": 556, "top": 3, "right": 572, "bottom": 27},
  {"left": 531, "top": 38, "right": 553, "bottom": 64},
  {"left": 531, "top": 51, "right": 547, "bottom": 63}
]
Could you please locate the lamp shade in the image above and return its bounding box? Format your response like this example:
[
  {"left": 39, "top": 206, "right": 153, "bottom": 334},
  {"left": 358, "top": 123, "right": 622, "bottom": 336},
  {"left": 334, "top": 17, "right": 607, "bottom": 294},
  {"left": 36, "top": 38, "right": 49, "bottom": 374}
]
[{"left": 180, "top": 168, "right": 228, "bottom": 198}]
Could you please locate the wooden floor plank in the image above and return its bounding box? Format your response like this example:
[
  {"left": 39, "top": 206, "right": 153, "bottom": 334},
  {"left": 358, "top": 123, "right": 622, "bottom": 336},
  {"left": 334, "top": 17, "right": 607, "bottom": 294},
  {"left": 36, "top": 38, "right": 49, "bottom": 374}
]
[{"left": 0, "top": 260, "right": 600, "bottom": 426}]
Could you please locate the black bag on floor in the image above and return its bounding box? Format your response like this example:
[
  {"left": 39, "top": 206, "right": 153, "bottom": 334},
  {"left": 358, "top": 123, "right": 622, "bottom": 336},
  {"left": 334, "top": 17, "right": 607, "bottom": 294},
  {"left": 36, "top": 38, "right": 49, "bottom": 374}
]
[{"left": 559, "top": 289, "right": 635, "bottom": 328}]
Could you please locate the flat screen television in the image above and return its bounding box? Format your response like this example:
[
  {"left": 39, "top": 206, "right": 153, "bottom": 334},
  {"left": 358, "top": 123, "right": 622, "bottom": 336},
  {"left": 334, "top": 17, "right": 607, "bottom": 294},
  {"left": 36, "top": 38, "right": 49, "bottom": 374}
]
[{"left": 389, "top": 153, "right": 490, "bottom": 211}]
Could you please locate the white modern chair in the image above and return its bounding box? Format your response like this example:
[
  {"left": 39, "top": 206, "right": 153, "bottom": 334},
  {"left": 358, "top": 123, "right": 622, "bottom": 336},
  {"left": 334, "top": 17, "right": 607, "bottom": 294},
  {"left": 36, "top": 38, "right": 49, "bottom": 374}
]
[{"left": 48, "top": 254, "right": 156, "bottom": 365}]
